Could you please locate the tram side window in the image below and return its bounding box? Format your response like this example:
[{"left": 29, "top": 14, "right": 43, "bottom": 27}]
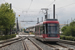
[
  {"left": 40, "top": 25, "right": 43, "bottom": 35},
  {"left": 37, "top": 26, "right": 39, "bottom": 35},
  {"left": 43, "top": 24, "right": 44, "bottom": 34},
  {"left": 43, "top": 24, "right": 46, "bottom": 34},
  {"left": 35, "top": 27, "right": 37, "bottom": 34},
  {"left": 35, "top": 26, "right": 39, "bottom": 35},
  {"left": 35, "top": 27, "right": 37, "bottom": 35}
]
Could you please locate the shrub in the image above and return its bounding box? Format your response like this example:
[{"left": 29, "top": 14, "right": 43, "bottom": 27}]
[
  {"left": 0, "top": 34, "right": 16, "bottom": 40},
  {"left": 60, "top": 35, "right": 75, "bottom": 41},
  {"left": 60, "top": 35, "right": 65, "bottom": 39}
]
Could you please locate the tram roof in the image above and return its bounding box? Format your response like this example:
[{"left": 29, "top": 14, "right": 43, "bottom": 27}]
[
  {"left": 45, "top": 19, "right": 58, "bottom": 21},
  {"left": 35, "top": 19, "right": 58, "bottom": 26}
]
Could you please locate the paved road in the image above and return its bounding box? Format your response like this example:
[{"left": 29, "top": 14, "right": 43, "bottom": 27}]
[
  {"left": 19, "top": 31, "right": 29, "bottom": 35},
  {"left": 18, "top": 32, "right": 35, "bottom": 37}
]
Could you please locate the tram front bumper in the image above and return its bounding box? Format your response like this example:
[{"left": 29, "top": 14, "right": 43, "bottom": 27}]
[{"left": 44, "top": 38, "right": 60, "bottom": 41}]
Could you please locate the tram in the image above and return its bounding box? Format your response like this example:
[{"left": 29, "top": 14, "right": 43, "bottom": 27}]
[{"left": 35, "top": 19, "right": 60, "bottom": 42}]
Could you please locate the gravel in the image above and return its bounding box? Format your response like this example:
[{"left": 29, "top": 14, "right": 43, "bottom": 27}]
[
  {"left": 25, "top": 39, "right": 39, "bottom": 50},
  {"left": 29, "top": 38, "right": 53, "bottom": 50},
  {"left": 0, "top": 41, "right": 24, "bottom": 50},
  {"left": 57, "top": 42, "right": 75, "bottom": 50}
]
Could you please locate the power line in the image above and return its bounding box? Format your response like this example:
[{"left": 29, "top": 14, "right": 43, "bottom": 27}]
[
  {"left": 47, "top": 2, "right": 75, "bottom": 12},
  {"left": 56, "top": 2, "right": 75, "bottom": 10},
  {"left": 3, "top": 0, "right": 23, "bottom": 12},
  {"left": 12, "top": 6, "right": 22, "bottom": 11},
  {"left": 3, "top": 0, "right": 6, "bottom": 2},
  {"left": 27, "top": 0, "right": 33, "bottom": 13},
  {"left": 22, "top": 10, "right": 40, "bottom": 13},
  {"left": 47, "top": 0, "right": 56, "bottom": 7}
]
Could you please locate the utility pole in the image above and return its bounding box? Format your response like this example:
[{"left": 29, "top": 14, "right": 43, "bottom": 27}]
[
  {"left": 16, "top": 15, "right": 20, "bottom": 34},
  {"left": 67, "top": 19, "right": 69, "bottom": 26},
  {"left": 16, "top": 17, "right": 19, "bottom": 33},
  {"left": 41, "top": 17, "right": 43, "bottom": 22},
  {"left": 10, "top": 3, "right": 12, "bottom": 35},
  {"left": 10, "top": 3, "right": 12, "bottom": 10},
  {"left": 37, "top": 18, "right": 39, "bottom": 24},
  {"left": 71, "top": 17, "right": 72, "bottom": 22},
  {"left": 56, "top": 14, "right": 58, "bottom": 19},
  {"left": 53, "top": 4, "right": 55, "bottom": 19},
  {"left": 41, "top": 8, "right": 48, "bottom": 20}
]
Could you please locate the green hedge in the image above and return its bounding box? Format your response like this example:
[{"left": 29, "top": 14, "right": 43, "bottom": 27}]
[
  {"left": 31, "top": 33, "right": 35, "bottom": 34},
  {"left": 60, "top": 35, "right": 75, "bottom": 41},
  {"left": 0, "top": 34, "right": 16, "bottom": 40}
]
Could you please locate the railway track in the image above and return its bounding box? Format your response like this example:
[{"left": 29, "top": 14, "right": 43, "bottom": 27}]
[
  {"left": 34, "top": 38, "right": 74, "bottom": 50},
  {"left": 22, "top": 40, "right": 29, "bottom": 50},
  {"left": 25, "top": 38, "right": 43, "bottom": 50},
  {"left": 0, "top": 36, "right": 74, "bottom": 50},
  {"left": 0, "top": 37, "right": 25, "bottom": 48},
  {"left": 21, "top": 36, "right": 75, "bottom": 50},
  {"left": 0, "top": 36, "right": 42, "bottom": 50},
  {"left": 46, "top": 43, "right": 74, "bottom": 50},
  {"left": 57, "top": 42, "right": 75, "bottom": 50},
  {"left": 58, "top": 39, "right": 75, "bottom": 45}
]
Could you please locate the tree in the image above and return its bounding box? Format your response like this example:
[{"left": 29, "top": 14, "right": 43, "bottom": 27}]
[
  {"left": 0, "top": 3, "right": 15, "bottom": 35},
  {"left": 61, "top": 26, "right": 67, "bottom": 32},
  {"left": 61, "top": 20, "right": 75, "bottom": 36},
  {"left": 70, "top": 20, "right": 75, "bottom": 26}
]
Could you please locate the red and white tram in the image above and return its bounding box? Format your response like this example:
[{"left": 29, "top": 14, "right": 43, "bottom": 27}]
[{"left": 35, "top": 19, "right": 60, "bottom": 42}]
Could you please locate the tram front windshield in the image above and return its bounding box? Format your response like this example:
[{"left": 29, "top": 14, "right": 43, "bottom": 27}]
[{"left": 47, "top": 23, "right": 59, "bottom": 34}]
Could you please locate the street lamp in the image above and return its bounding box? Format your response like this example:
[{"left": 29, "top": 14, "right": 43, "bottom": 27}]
[
  {"left": 67, "top": 19, "right": 69, "bottom": 26},
  {"left": 56, "top": 14, "right": 58, "bottom": 19}
]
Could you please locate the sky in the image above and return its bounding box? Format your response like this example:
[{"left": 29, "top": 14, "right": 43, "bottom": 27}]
[{"left": 0, "top": 0, "right": 75, "bottom": 28}]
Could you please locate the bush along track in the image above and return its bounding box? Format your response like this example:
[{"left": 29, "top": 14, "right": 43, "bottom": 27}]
[
  {"left": 0, "top": 34, "right": 16, "bottom": 40},
  {"left": 60, "top": 35, "right": 75, "bottom": 41}
]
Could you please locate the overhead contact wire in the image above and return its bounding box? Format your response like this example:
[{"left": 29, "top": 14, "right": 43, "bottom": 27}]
[
  {"left": 47, "top": 0, "right": 56, "bottom": 7},
  {"left": 27, "top": 0, "right": 33, "bottom": 13},
  {"left": 56, "top": 2, "right": 75, "bottom": 10}
]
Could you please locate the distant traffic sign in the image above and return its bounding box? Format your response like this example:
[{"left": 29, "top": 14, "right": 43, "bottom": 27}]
[{"left": 19, "top": 15, "right": 20, "bottom": 17}]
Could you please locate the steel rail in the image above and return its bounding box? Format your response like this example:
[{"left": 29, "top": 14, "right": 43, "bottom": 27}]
[
  {"left": 57, "top": 42, "right": 74, "bottom": 50},
  {"left": 28, "top": 38, "right": 43, "bottom": 50},
  {"left": 59, "top": 39, "right": 75, "bottom": 45},
  {"left": 0, "top": 37, "right": 24, "bottom": 48},
  {"left": 0, "top": 37, "right": 22, "bottom": 44},
  {"left": 46, "top": 43, "right": 74, "bottom": 50},
  {"left": 22, "top": 40, "right": 29, "bottom": 50},
  {"left": 46, "top": 44, "right": 59, "bottom": 50}
]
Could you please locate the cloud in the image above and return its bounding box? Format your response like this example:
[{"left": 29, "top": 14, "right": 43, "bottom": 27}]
[
  {"left": 1, "top": 0, "right": 75, "bottom": 28},
  {"left": 56, "top": 7, "right": 75, "bottom": 24}
]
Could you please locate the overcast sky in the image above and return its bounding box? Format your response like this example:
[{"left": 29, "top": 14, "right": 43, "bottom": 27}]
[{"left": 0, "top": 0, "right": 75, "bottom": 28}]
